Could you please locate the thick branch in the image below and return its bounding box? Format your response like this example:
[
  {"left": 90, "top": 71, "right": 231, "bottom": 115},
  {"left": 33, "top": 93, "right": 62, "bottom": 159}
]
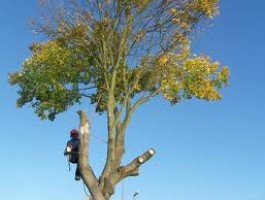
[
  {"left": 120, "top": 148, "right": 156, "bottom": 179},
  {"left": 77, "top": 110, "right": 105, "bottom": 200},
  {"left": 101, "top": 21, "right": 134, "bottom": 181},
  {"left": 114, "top": 90, "right": 159, "bottom": 170}
]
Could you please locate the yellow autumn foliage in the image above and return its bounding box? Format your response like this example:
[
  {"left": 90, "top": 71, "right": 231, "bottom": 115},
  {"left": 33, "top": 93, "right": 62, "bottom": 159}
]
[
  {"left": 187, "top": 0, "right": 219, "bottom": 18},
  {"left": 157, "top": 54, "right": 229, "bottom": 103}
]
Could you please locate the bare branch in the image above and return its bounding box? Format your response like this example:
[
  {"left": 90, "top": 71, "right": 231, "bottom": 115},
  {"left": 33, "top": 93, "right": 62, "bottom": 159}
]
[
  {"left": 119, "top": 148, "right": 156, "bottom": 179},
  {"left": 132, "top": 89, "right": 161, "bottom": 112}
]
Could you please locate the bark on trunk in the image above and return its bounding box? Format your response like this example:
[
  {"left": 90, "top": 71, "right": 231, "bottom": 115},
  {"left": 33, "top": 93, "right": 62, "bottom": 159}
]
[{"left": 78, "top": 110, "right": 105, "bottom": 200}]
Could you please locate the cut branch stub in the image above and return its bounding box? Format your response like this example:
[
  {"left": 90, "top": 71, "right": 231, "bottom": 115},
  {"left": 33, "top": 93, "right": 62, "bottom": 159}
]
[
  {"left": 138, "top": 149, "right": 155, "bottom": 163},
  {"left": 121, "top": 148, "right": 156, "bottom": 179},
  {"left": 77, "top": 110, "right": 90, "bottom": 129}
]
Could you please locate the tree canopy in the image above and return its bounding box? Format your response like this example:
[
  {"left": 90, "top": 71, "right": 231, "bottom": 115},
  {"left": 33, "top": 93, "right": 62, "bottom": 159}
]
[{"left": 10, "top": 0, "right": 229, "bottom": 121}]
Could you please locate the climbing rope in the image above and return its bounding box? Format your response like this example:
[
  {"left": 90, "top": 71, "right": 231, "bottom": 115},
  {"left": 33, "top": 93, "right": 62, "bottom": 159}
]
[{"left": 83, "top": 180, "right": 90, "bottom": 197}]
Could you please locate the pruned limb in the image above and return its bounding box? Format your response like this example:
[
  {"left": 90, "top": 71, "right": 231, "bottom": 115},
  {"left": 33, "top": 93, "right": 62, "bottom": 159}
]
[
  {"left": 120, "top": 148, "right": 156, "bottom": 179},
  {"left": 77, "top": 110, "right": 105, "bottom": 200}
]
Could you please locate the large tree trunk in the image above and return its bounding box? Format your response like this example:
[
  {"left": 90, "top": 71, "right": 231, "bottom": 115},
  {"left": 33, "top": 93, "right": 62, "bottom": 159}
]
[{"left": 77, "top": 110, "right": 155, "bottom": 200}]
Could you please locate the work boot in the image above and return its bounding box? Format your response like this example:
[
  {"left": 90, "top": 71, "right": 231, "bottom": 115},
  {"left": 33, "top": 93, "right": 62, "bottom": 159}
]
[
  {"left": 75, "top": 175, "right": 81, "bottom": 181},
  {"left": 75, "top": 166, "right": 81, "bottom": 181}
]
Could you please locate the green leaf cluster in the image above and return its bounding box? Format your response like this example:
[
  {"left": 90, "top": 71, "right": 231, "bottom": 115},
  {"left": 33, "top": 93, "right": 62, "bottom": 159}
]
[{"left": 9, "top": 0, "right": 229, "bottom": 120}]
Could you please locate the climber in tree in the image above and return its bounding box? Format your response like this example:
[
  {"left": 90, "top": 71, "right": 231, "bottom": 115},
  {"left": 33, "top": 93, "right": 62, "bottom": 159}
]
[{"left": 64, "top": 129, "right": 81, "bottom": 181}]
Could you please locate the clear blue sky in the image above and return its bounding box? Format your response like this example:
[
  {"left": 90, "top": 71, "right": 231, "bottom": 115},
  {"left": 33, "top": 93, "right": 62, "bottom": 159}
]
[{"left": 1, "top": 1, "right": 265, "bottom": 200}]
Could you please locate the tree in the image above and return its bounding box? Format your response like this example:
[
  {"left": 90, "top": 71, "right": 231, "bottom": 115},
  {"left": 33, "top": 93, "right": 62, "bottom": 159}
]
[{"left": 9, "top": 0, "right": 229, "bottom": 199}]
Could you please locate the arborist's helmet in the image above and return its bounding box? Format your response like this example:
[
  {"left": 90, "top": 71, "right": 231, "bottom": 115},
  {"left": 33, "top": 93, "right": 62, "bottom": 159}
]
[{"left": 70, "top": 129, "right": 79, "bottom": 137}]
